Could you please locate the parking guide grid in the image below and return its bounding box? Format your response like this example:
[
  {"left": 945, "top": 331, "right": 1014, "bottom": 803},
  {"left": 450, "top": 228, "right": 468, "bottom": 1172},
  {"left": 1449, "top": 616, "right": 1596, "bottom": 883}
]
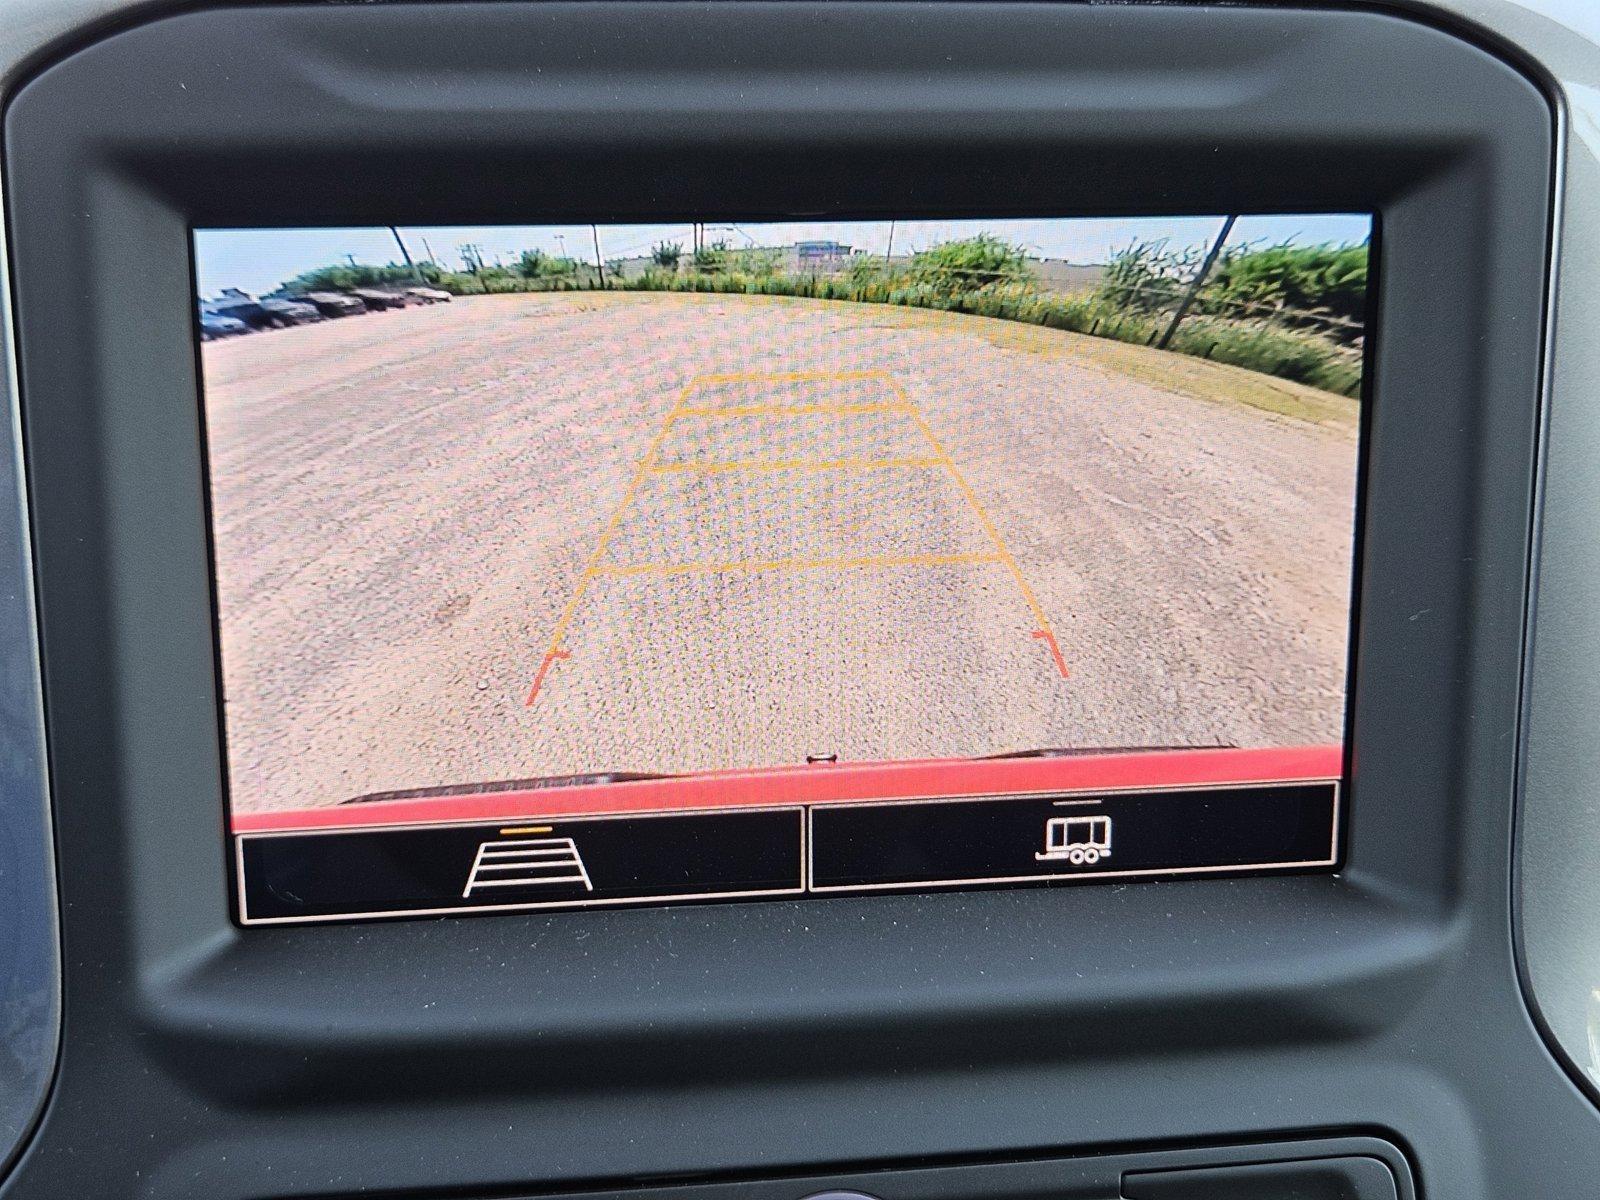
[
  {"left": 460, "top": 834, "right": 593, "bottom": 897},
  {"left": 524, "top": 370, "right": 1069, "bottom": 706}
]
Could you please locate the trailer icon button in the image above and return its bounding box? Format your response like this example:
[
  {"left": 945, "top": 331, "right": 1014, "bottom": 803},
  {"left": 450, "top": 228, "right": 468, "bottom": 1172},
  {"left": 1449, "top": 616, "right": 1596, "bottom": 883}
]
[{"left": 1036, "top": 813, "right": 1112, "bottom": 866}]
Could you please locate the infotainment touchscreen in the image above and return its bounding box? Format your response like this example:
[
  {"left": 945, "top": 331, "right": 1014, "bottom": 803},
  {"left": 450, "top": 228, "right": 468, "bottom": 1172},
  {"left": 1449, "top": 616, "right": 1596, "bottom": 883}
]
[{"left": 194, "top": 214, "right": 1370, "bottom": 924}]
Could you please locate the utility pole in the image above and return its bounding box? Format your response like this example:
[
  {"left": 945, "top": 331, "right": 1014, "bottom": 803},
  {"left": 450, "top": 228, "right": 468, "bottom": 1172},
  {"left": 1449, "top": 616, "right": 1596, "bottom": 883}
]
[
  {"left": 344, "top": 253, "right": 357, "bottom": 268},
  {"left": 390, "top": 226, "right": 424, "bottom": 284},
  {"left": 1156, "top": 215, "right": 1236, "bottom": 351},
  {"left": 421, "top": 237, "right": 438, "bottom": 268},
  {"left": 591, "top": 224, "right": 607, "bottom": 289},
  {"left": 884, "top": 219, "right": 896, "bottom": 267}
]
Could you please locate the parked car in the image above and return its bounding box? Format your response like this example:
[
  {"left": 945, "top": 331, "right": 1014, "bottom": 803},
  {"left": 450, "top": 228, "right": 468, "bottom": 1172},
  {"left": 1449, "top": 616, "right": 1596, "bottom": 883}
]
[
  {"left": 351, "top": 287, "right": 413, "bottom": 310},
  {"left": 259, "top": 297, "right": 324, "bottom": 326},
  {"left": 293, "top": 291, "right": 367, "bottom": 317},
  {"left": 197, "top": 311, "right": 249, "bottom": 341},
  {"left": 205, "top": 295, "right": 323, "bottom": 330},
  {"left": 406, "top": 286, "right": 453, "bottom": 304}
]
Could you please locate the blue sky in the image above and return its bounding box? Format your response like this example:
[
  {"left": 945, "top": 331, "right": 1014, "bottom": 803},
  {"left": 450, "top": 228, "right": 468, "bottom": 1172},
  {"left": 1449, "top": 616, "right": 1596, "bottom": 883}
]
[{"left": 195, "top": 213, "right": 1372, "bottom": 299}]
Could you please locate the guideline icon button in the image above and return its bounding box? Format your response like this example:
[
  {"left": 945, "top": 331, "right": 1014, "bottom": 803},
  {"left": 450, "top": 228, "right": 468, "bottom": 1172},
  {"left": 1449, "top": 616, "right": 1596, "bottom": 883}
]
[{"left": 462, "top": 833, "right": 594, "bottom": 898}]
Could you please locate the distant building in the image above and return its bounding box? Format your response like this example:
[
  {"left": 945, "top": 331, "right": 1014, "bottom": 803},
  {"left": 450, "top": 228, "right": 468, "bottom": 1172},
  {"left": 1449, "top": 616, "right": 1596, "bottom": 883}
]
[{"left": 796, "top": 240, "right": 852, "bottom": 264}]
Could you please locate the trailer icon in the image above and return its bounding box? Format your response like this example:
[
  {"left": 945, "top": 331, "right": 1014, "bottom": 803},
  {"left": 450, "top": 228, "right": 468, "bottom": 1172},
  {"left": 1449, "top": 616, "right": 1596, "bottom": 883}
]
[{"left": 1035, "top": 814, "right": 1112, "bottom": 866}]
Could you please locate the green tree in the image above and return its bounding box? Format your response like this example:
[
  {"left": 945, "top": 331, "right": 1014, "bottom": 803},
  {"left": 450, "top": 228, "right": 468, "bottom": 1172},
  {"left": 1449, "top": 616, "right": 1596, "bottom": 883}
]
[
  {"left": 1203, "top": 242, "right": 1368, "bottom": 337},
  {"left": 845, "top": 256, "right": 892, "bottom": 287},
  {"left": 518, "top": 249, "right": 547, "bottom": 278},
  {"left": 652, "top": 241, "right": 683, "bottom": 269},
  {"left": 1094, "top": 240, "right": 1195, "bottom": 313},
  {"left": 908, "top": 235, "right": 1033, "bottom": 294},
  {"left": 732, "top": 247, "right": 782, "bottom": 276},
  {"left": 693, "top": 240, "right": 729, "bottom": 273},
  {"left": 517, "top": 249, "right": 580, "bottom": 280},
  {"left": 278, "top": 261, "right": 419, "bottom": 294},
  {"left": 1095, "top": 237, "right": 1369, "bottom": 340}
]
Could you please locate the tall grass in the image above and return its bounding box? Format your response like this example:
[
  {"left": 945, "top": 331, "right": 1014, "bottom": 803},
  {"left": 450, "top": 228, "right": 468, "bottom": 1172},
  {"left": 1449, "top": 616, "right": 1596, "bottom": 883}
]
[
  {"left": 611, "top": 270, "right": 1362, "bottom": 396},
  {"left": 287, "top": 235, "right": 1363, "bottom": 398}
]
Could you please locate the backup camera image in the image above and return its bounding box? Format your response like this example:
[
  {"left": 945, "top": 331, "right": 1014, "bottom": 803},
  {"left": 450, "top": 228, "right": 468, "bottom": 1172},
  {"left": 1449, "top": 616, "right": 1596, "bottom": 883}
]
[{"left": 196, "top": 214, "right": 1368, "bottom": 922}]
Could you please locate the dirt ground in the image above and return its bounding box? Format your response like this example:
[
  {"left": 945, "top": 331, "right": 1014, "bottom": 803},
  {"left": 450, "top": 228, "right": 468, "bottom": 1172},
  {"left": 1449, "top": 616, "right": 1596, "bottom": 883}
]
[{"left": 200, "top": 292, "right": 1360, "bottom": 813}]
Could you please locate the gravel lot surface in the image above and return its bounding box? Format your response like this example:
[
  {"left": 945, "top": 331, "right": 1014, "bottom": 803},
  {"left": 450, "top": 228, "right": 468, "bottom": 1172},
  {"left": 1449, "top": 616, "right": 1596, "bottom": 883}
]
[{"left": 201, "top": 293, "right": 1359, "bottom": 813}]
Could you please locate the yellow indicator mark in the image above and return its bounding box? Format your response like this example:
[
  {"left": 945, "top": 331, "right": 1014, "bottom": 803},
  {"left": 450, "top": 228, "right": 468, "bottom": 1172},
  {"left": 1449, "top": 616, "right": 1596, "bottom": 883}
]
[
  {"left": 499, "top": 826, "right": 553, "bottom": 835},
  {"left": 589, "top": 551, "right": 1006, "bottom": 579},
  {"left": 675, "top": 402, "right": 912, "bottom": 420},
  {"left": 526, "top": 369, "right": 1069, "bottom": 704},
  {"left": 524, "top": 378, "right": 699, "bottom": 704},
  {"left": 885, "top": 375, "right": 1061, "bottom": 645},
  {"left": 691, "top": 369, "right": 891, "bottom": 384},
  {"left": 648, "top": 456, "right": 941, "bottom": 475}
]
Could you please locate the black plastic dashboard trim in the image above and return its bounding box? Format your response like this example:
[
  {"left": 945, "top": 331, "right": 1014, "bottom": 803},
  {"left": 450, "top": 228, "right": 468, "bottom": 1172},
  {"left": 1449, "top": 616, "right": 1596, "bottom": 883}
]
[{"left": 0, "top": 3, "right": 1578, "bottom": 1197}]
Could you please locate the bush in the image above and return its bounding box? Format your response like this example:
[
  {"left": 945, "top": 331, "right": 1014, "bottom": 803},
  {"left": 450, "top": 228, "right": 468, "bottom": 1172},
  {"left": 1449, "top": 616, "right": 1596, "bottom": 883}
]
[
  {"left": 692, "top": 241, "right": 729, "bottom": 273},
  {"left": 845, "top": 256, "right": 891, "bottom": 287},
  {"left": 1095, "top": 237, "right": 1369, "bottom": 343},
  {"left": 735, "top": 247, "right": 783, "bottom": 277},
  {"left": 908, "top": 234, "right": 1033, "bottom": 294},
  {"left": 1171, "top": 318, "right": 1362, "bottom": 394},
  {"left": 437, "top": 271, "right": 486, "bottom": 295},
  {"left": 1095, "top": 240, "right": 1193, "bottom": 313},
  {"left": 1203, "top": 242, "right": 1368, "bottom": 339},
  {"left": 618, "top": 265, "right": 1360, "bottom": 394},
  {"left": 518, "top": 251, "right": 580, "bottom": 280},
  {"left": 278, "top": 261, "right": 434, "bottom": 293}
]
